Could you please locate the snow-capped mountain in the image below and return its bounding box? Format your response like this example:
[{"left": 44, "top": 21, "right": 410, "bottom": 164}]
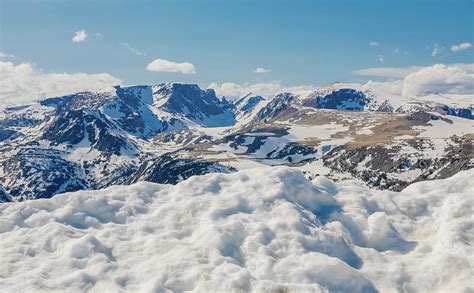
[
  {"left": 232, "top": 94, "right": 266, "bottom": 121},
  {"left": 253, "top": 85, "right": 472, "bottom": 123},
  {"left": 0, "top": 82, "right": 472, "bottom": 201},
  {"left": 152, "top": 83, "right": 235, "bottom": 127},
  {"left": 0, "top": 83, "right": 235, "bottom": 201}
]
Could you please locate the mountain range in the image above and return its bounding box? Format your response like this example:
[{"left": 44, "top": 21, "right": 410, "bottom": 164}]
[{"left": 0, "top": 82, "right": 472, "bottom": 201}]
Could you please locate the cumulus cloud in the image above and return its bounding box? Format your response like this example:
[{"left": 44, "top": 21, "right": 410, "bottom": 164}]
[
  {"left": 402, "top": 64, "right": 474, "bottom": 96},
  {"left": 369, "top": 41, "right": 379, "bottom": 47},
  {"left": 377, "top": 55, "right": 384, "bottom": 63},
  {"left": 147, "top": 58, "right": 196, "bottom": 74},
  {"left": 363, "top": 79, "right": 404, "bottom": 96},
  {"left": 207, "top": 82, "right": 318, "bottom": 98},
  {"left": 72, "top": 30, "right": 88, "bottom": 43},
  {"left": 0, "top": 61, "right": 122, "bottom": 106},
  {"left": 253, "top": 67, "right": 271, "bottom": 73},
  {"left": 451, "top": 42, "right": 472, "bottom": 52},
  {"left": 0, "top": 52, "right": 14, "bottom": 58},
  {"left": 354, "top": 63, "right": 474, "bottom": 96}
]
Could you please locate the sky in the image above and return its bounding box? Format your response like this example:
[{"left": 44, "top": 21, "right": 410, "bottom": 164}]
[{"left": 0, "top": 0, "right": 473, "bottom": 102}]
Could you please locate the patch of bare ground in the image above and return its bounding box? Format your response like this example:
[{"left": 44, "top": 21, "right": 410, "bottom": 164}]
[{"left": 281, "top": 109, "right": 412, "bottom": 148}]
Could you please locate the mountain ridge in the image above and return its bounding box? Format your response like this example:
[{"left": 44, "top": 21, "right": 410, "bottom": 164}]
[{"left": 1, "top": 82, "right": 472, "bottom": 201}]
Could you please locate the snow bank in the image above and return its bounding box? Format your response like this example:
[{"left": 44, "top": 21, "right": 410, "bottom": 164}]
[{"left": 0, "top": 167, "right": 473, "bottom": 292}]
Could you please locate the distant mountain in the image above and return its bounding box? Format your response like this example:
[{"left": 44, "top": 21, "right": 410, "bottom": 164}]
[
  {"left": 253, "top": 86, "right": 472, "bottom": 123},
  {"left": 0, "top": 83, "right": 472, "bottom": 201}
]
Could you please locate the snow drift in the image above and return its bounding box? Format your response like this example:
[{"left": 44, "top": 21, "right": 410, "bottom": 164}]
[{"left": 0, "top": 167, "right": 473, "bottom": 292}]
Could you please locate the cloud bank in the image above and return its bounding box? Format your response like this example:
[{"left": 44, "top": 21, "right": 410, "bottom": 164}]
[
  {"left": 208, "top": 82, "right": 318, "bottom": 99},
  {"left": 0, "top": 61, "right": 122, "bottom": 106},
  {"left": 147, "top": 58, "right": 196, "bottom": 74}
]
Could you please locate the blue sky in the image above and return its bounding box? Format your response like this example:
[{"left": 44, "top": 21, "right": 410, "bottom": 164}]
[{"left": 0, "top": 0, "right": 473, "bottom": 98}]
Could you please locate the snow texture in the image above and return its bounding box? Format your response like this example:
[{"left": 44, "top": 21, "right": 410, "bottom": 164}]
[{"left": 0, "top": 167, "right": 473, "bottom": 292}]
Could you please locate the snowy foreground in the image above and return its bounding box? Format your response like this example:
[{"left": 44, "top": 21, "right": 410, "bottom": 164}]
[{"left": 0, "top": 168, "right": 473, "bottom": 292}]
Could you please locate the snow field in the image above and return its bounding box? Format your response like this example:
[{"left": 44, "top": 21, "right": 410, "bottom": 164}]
[{"left": 0, "top": 167, "right": 473, "bottom": 292}]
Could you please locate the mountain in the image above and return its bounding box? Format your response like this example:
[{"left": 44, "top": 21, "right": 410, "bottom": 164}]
[
  {"left": 0, "top": 83, "right": 472, "bottom": 201},
  {"left": 0, "top": 83, "right": 234, "bottom": 201},
  {"left": 232, "top": 94, "right": 266, "bottom": 122},
  {"left": 253, "top": 85, "right": 473, "bottom": 123},
  {"left": 152, "top": 83, "right": 235, "bottom": 127}
]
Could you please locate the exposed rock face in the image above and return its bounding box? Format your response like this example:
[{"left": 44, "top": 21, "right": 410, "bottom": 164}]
[
  {"left": 0, "top": 185, "right": 11, "bottom": 203},
  {"left": 314, "top": 89, "right": 372, "bottom": 111},
  {"left": 2, "top": 149, "right": 88, "bottom": 200},
  {"left": 266, "top": 143, "right": 316, "bottom": 162},
  {"left": 323, "top": 137, "right": 473, "bottom": 191},
  {"left": 154, "top": 83, "right": 236, "bottom": 126},
  {"left": 253, "top": 93, "right": 296, "bottom": 123},
  {"left": 234, "top": 95, "right": 264, "bottom": 112},
  {"left": 130, "top": 155, "right": 235, "bottom": 184}
]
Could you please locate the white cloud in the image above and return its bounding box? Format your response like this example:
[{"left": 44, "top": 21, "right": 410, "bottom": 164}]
[
  {"left": 72, "top": 30, "right": 88, "bottom": 43},
  {"left": 207, "top": 82, "right": 318, "bottom": 98},
  {"left": 281, "top": 84, "right": 320, "bottom": 94},
  {"left": 210, "top": 64, "right": 474, "bottom": 99},
  {"left": 448, "top": 63, "right": 474, "bottom": 72},
  {"left": 253, "top": 67, "right": 271, "bottom": 73},
  {"left": 0, "top": 61, "right": 122, "bottom": 106},
  {"left": 353, "top": 63, "right": 474, "bottom": 79},
  {"left": 402, "top": 64, "right": 474, "bottom": 96},
  {"left": 369, "top": 41, "right": 379, "bottom": 47},
  {"left": 353, "top": 66, "right": 423, "bottom": 78},
  {"left": 0, "top": 52, "right": 14, "bottom": 58},
  {"left": 122, "top": 42, "right": 146, "bottom": 56},
  {"left": 354, "top": 63, "right": 474, "bottom": 97},
  {"left": 147, "top": 58, "right": 196, "bottom": 74},
  {"left": 363, "top": 80, "right": 404, "bottom": 96},
  {"left": 451, "top": 42, "right": 472, "bottom": 52},
  {"left": 377, "top": 55, "right": 384, "bottom": 63},
  {"left": 208, "top": 82, "right": 281, "bottom": 98},
  {"left": 393, "top": 48, "right": 400, "bottom": 54}
]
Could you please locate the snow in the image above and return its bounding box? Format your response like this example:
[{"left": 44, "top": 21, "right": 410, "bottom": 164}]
[
  {"left": 286, "top": 122, "right": 349, "bottom": 141},
  {"left": 0, "top": 167, "right": 473, "bottom": 292},
  {"left": 414, "top": 115, "right": 474, "bottom": 139}
]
